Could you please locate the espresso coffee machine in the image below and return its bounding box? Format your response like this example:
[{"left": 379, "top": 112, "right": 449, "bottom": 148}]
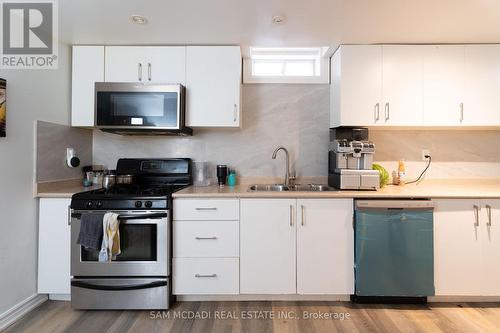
[{"left": 328, "top": 127, "right": 380, "bottom": 190}]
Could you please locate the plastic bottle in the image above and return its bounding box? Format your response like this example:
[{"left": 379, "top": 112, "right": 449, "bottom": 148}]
[
  {"left": 398, "top": 160, "right": 406, "bottom": 185},
  {"left": 227, "top": 169, "right": 237, "bottom": 187}
]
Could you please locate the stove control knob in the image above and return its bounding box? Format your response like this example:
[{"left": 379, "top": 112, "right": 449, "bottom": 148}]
[
  {"left": 86, "top": 201, "right": 93, "bottom": 208},
  {"left": 135, "top": 201, "right": 143, "bottom": 208},
  {"left": 96, "top": 201, "right": 103, "bottom": 208},
  {"left": 145, "top": 201, "right": 153, "bottom": 208}
]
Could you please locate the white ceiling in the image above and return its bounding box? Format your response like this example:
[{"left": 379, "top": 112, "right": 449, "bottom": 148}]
[{"left": 60, "top": 0, "right": 500, "bottom": 55}]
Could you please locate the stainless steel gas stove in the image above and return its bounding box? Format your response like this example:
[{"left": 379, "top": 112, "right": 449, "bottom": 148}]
[{"left": 70, "top": 158, "right": 191, "bottom": 310}]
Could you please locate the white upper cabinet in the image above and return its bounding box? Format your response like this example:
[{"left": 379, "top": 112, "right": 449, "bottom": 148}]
[
  {"left": 296, "top": 199, "right": 354, "bottom": 295},
  {"left": 423, "top": 45, "right": 465, "bottom": 126},
  {"left": 464, "top": 45, "right": 500, "bottom": 126},
  {"left": 105, "top": 46, "right": 186, "bottom": 84},
  {"left": 186, "top": 46, "right": 241, "bottom": 127},
  {"left": 381, "top": 45, "right": 424, "bottom": 126},
  {"left": 330, "top": 45, "right": 382, "bottom": 127},
  {"left": 71, "top": 46, "right": 104, "bottom": 127},
  {"left": 331, "top": 44, "right": 500, "bottom": 128}
]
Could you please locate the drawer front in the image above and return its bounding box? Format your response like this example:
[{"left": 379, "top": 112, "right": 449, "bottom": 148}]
[
  {"left": 173, "top": 258, "right": 239, "bottom": 295},
  {"left": 174, "top": 221, "right": 239, "bottom": 258},
  {"left": 174, "top": 199, "right": 239, "bottom": 221}
]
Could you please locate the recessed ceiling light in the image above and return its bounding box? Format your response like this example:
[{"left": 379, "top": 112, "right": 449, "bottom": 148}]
[
  {"left": 130, "top": 15, "right": 148, "bottom": 25},
  {"left": 272, "top": 15, "right": 287, "bottom": 25}
]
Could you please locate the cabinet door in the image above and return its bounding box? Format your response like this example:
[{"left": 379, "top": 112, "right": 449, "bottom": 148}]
[
  {"left": 144, "top": 46, "right": 186, "bottom": 84},
  {"left": 433, "top": 199, "right": 483, "bottom": 295},
  {"left": 423, "top": 45, "right": 465, "bottom": 126},
  {"left": 382, "top": 45, "right": 424, "bottom": 125},
  {"left": 105, "top": 46, "right": 147, "bottom": 82},
  {"left": 331, "top": 45, "right": 382, "bottom": 127},
  {"left": 186, "top": 46, "right": 241, "bottom": 127},
  {"left": 481, "top": 200, "right": 500, "bottom": 296},
  {"left": 38, "top": 198, "right": 72, "bottom": 294},
  {"left": 71, "top": 46, "right": 104, "bottom": 127},
  {"left": 240, "top": 199, "right": 296, "bottom": 294},
  {"left": 297, "top": 199, "right": 354, "bottom": 295},
  {"left": 464, "top": 45, "right": 500, "bottom": 125}
]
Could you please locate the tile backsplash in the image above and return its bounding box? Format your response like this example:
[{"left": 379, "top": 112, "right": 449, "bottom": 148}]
[
  {"left": 93, "top": 84, "right": 330, "bottom": 178},
  {"left": 93, "top": 84, "right": 500, "bottom": 180},
  {"left": 37, "top": 121, "right": 93, "bottom": 182}
]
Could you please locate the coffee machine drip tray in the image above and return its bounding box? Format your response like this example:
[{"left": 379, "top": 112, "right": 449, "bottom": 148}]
[{"left": 329, "top": 169, "right": 380, "bottom": 191}]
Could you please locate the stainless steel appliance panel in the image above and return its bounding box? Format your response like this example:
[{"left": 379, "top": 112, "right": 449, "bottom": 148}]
[
  {"left": 71, "top": 278, "right": 169, "bottom": 310},
  {"left": 71, "top": 210, "right": 169, "bottom": 277}
]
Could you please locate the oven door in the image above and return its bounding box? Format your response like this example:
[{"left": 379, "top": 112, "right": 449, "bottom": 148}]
[
  {"left": 70, "top": 210, "right": 170, "bottom": 277},
  {"left": 95, "top": 82, "right": 183, "bottom": 129}
]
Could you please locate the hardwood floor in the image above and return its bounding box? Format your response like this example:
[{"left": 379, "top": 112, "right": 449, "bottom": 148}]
[{"left": 5, "top": 301, "right": 500, "bottom": 333}]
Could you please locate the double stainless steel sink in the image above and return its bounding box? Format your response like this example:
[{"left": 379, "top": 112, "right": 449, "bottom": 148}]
[{"left": 248, "top": 184, "right": 337, "bottom": 192}]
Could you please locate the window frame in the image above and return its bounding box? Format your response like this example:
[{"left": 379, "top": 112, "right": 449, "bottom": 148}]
[{"left": 243, "top": 47, "right": 331, "bottom": 84}]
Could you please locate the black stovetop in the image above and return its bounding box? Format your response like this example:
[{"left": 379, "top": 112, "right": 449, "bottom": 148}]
[{"left": 71, "top": 158, "right": 192, "bottom": 211}]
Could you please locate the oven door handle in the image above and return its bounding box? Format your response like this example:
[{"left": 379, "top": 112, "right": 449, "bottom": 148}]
[
  {"left": 71, "top": 280, "right": 167, "bottom": 291},
  {"left": 117, "top": 213, "right": 168, "bottom": 220}
]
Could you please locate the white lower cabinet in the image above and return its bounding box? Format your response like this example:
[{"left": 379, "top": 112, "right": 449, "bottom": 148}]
[
  {"left": 240, "top": 198, "right": 354, "bottom": 295},
  {"left": 173, "top": 258, "right": 239, "bottom": 295},
  {"left": 434, "top": 199, "right": 500, "bottom": 296},
  {"left": 172, "top": 198, "right": 240, "bottom": 295},
  {"left": 38, "top": 198, "right": 72, "bottom": 295},
  {"left": 240, "top": 199, "right": 297, "bottom": 294},
  {"left": 297, "top": 199, "right": 354, "bottom": 295}
]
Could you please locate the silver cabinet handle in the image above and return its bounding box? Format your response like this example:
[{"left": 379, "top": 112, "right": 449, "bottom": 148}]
[
  {"left": 301, "top": 205, "right": 305, "bottom": 226},
  {"left": 67, "top": 205, "right": 72, "bottom": 226},
  {"left": 195, "top": 274, "right": 217, "bottom": 278},
  {"left": 233, "top": 104, "right": 238, "bottom": 122},
  {"left": 374, "top": 103, "right": 380, "bottom": 122},
  {"left": 384, "top": 102, "right": 390, "bottom": 121},
  {"left": 474, "top": 205, "right": 480, "bottom": 227},
  {"left": 460, "top": 103, "right": 464, "bottom": 123},
  {"left": 138, "top": 63, "right": 142, "bottom": 81},
  {"left": 289, "top": 205, "right": 294, "bottom": 226},
  {"left": 147, "top": 62, "right": 152, "bottom": 81},
  {"left": 486, "top": 205, "right": 492, "bottom": 226},
  {"left": 195, "top": 207, "right": 218, "bottom": 211},
  {"left": 195, "top": 236, "right": 218, "bottom": 240}
]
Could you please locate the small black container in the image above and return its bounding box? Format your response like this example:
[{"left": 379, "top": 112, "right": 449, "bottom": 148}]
[{"left": 216, "top": 165, "right": 228, "bottom": 187}]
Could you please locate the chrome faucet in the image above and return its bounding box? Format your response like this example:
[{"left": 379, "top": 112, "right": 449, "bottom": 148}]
[{"left": 272, "top": 147, "right": 296, "bottom": 186}]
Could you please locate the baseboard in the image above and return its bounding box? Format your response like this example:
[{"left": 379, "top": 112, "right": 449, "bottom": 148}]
[
  {"left": 49, "top": 294, "right": 71, "bottom": 301},
  {"left": 177, "top": 295, "right": 351, "bottom": 302},
  {"left": 429, "top": 296, "right": 500, "bottom": 302},
  {"left": 0, "top": 294, "right": 48, "bottom": 331}
]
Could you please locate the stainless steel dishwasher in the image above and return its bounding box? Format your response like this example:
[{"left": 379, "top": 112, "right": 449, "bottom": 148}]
[{"left": 354, "top": 200, "right": 434, "bottom": 302}]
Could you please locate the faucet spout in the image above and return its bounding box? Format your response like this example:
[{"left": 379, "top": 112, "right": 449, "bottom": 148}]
[{"left": 272, "top": 147, "right": 291, "bottom": 186}]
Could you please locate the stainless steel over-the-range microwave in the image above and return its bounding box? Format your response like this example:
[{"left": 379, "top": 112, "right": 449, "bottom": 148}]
[{"left": 95, "top": 82, "right": 192, "bottom": 136}]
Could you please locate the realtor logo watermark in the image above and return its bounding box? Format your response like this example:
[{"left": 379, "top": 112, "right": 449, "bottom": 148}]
[{"left": 0, "top": 0, "right": 58, "bottom": 69}]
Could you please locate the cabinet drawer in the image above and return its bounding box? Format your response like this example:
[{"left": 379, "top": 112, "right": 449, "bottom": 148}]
[
  {"left": 174, "top": 199, "right": 239, "bottom": 220},
  {"left": 173, "top": 258, "right": 239, "bottom": 295},
  {"left": 174, "top": 221, "right": 239, "bottom": 257}
]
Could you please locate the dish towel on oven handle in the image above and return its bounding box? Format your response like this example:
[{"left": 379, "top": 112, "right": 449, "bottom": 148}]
[{"left": 98, "top": 212, "right": 121, "bottom": 262}]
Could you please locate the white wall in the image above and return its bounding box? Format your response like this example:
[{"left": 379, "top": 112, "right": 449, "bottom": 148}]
[{"left": 0, "top": 43, "right": 71, "bottom": 315}]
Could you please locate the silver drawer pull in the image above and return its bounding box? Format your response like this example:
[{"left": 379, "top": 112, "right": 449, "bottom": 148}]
[
  {"left": 195, "top": 236, "right": 218, "bottom": 240},
  {"left": 195, "top": 274, "right": 217, "bottom": 278},
  {"left": 195, "top": 207, "right": 218, "bottom": 211},
  {"left": 473, "top": 205, "right": 480, "bottom": 227},
  {"left": 486, "top": 205, "right": 492, "bottom": 226}
]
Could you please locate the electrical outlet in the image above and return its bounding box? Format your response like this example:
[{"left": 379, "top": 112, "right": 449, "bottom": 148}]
[{"left": 422, "top": 149, "right": 430, "bottom": 161}]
